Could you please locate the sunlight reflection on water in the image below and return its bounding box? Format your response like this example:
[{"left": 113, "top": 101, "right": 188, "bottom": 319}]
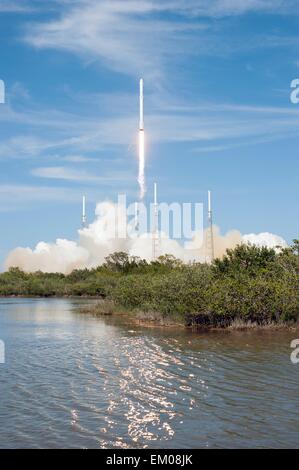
[{"left": 0, "top": 298, "right": 298, "bottom": 448}]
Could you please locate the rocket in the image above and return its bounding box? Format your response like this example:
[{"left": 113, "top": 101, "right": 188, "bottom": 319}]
[
  {"left": 138, "top": 78, "right": 145, "bottom": 199},
  {"left": 139, "top": 78, "right": 144, "bottom": 131}
]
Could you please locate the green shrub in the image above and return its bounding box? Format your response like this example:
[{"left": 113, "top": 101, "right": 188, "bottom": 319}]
[{"left": 1, "top": 242, "right": 298, "bottom": 327}]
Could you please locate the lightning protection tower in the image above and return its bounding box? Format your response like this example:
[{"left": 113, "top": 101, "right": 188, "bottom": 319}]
[
  {"left": 82, "top": 195, "right": 87, "bottom": 228},
  {"left": 152, "top": 182, "right": 160, "bottom": 261}
]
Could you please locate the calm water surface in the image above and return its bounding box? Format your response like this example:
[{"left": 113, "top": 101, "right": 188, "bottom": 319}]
[{"left": 0, "top": 298, "right": 298, "bottom": 448}]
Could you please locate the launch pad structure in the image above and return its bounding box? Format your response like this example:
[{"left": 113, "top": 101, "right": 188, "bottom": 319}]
[{"left": 152, "top": 182, "right": 160, "bottom": 261}]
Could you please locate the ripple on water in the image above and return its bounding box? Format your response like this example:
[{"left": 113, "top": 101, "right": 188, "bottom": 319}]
[{"left": 0, "top": 298, "right": 299, "bottom": 448}]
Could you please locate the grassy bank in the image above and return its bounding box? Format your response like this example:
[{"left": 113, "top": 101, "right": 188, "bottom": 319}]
[
  {"left": 1, "top": 242, "right": 299, "bottom": 329},
  {"left": 77, "top": 300, "right": 299, "bottom": 330},
  {"left": 78, "top": 300, "right": 186, "bottom": 327}
]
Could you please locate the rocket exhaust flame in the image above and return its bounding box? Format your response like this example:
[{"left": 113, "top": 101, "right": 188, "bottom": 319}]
[
  {"left": 138, "top": 78, "right": 146, "bottom": 199},
  {"left": 138, "top": 129, "right": 145, "bottom": 199}
]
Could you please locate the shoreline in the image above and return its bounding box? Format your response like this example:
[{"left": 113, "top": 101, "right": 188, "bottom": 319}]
[
  {"left": 76, "top": 301, "right": 299, "bottom": 332},
  {"left": 0, "top": 294, "right": 103, "bottom": 299},
  {"left": 2, "top": 296, "right": 299, "bottom": 332}
]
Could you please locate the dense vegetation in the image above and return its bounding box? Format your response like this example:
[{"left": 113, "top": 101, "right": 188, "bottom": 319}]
[{"left": 1, "top": 241, "right": 299, "bottom": 327}]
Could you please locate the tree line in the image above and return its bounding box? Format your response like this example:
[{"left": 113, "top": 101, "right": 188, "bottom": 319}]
[{"left": 1, "top": 241, "right": 298, "bottom": 326}]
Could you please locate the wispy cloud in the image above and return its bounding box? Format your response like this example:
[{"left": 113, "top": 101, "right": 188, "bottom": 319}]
[
  {"left": 0, "top": 180, "right": 136, "bottom": 212},
  {"left": 31, "top": 166, "right": 101, "bottom": 182},
  {"left": 1, "top": 91, "right": 299, "bottom": 162},
  {"left": 23, "top": 0, "right": 297, "bottom": 81},
  {"left": 0, "top": 135, "right": 52, "bottom": 159},
  {"left": 31, "top": 166, "right": 134, "bottom": 184},
  {"left": 1, "top": 1, "right": 296, "bottom": 165},
  {"left": 23, "top": 1, "right": 207, "bottom": 80},
  {"left": 62, "top": 155, "right": 95, "bottom": 163},
  {"left": 178, "top": 0, "right": 295, "bottom": 17},
  {"left": 192, "top": 132, "right": 299, "bottom": 153}
]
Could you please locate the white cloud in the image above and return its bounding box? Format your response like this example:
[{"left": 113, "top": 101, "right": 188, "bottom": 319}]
[
  {"left": 31, "top": 166, "right": 134, "bottom": 184},
  {"left": 1, "top": 93, "right": 299, "bottom": 163},
  {"left": 183, "top": 0, "right": 289, "bottom": 17},
  {"left": 62, "top": 155, "right": 94, "bottom": 163},
  {"left": 243, "top": 232, "right": 288, "bottom": 249},
  {"left": 0, "top": 182, "right": 136, "bottom": 212},
  {"left": 23, "top": 1, "right": 207, "bottom": 79},
  {"left": 32, "top": 166, "right": 102, "bottom": 182},
  {"left": 4, "top": 198, "right": 288, "bottom": 273},
  {"left": 23, "top": 0, "right": 296, "bottom": 81},
  {"left": 0, "top": 135, "right": 53, "bottom": 159}
]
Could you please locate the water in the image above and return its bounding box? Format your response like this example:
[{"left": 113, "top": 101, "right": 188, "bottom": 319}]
[{"left": 0, "top": 298, "right": 298, "bottom": 449}]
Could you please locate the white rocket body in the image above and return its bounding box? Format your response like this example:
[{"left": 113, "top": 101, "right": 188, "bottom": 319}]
[{"left": 138, "top": 78, "right": 145, "bottom": 199}]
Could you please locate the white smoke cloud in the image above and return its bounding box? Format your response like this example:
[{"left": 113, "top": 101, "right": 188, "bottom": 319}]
[
  {"left": 242, "top": 232, "right": 288, "bottom": 250},
  {"left": 6, "top": 239, "right": 89, "bottom": 274},
  {"left": 4, "top": 201, "right": 288, "bottom": 274}
]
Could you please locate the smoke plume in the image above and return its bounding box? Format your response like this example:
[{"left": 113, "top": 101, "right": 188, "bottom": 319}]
[
  {"left": 242, "top": 232, "right": 287, "bottom": 249},
  {"left": 138, "top": 130, "right": 145, "bottom": 199},
  {"left": 4, "top": 201, "right": 288, "bottom": 274}
]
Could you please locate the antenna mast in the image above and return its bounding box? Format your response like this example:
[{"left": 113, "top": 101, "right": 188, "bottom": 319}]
[
  {"left": 152, "top": 182, "right": 160, "bottom": 261},
  {"left": 134, "top": 201, "right": 139, "bottom": 231}
]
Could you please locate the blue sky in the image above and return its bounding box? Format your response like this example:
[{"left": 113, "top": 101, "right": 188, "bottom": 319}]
[{"left": 0, "top": 0, "right": 299, "bottom": 267}]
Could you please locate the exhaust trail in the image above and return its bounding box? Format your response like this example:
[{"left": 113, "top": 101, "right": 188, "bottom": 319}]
[{"left": 138, "top": 78, "right": 146, "bottom": 199}]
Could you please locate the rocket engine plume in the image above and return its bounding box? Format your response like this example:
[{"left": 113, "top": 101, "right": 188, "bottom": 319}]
[
  {"left": 138, "top": 78, "right": 146, "bottom": 199},
  {"left": 138, "top": 130, "right": 145, "bottom": 199}
]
